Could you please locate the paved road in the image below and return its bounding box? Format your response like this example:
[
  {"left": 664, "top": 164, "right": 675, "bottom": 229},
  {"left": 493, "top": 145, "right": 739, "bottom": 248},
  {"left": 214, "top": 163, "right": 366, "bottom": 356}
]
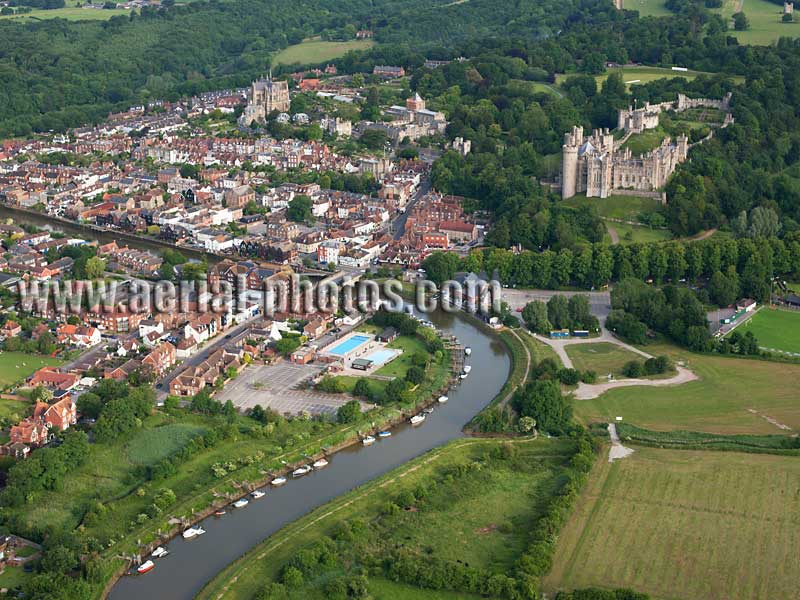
[
  {"left": 500, "top": 288, "right": 613, "bottom": 322},
  {"left": 391, "top": 178, "right": 431, "bottom": 240}
]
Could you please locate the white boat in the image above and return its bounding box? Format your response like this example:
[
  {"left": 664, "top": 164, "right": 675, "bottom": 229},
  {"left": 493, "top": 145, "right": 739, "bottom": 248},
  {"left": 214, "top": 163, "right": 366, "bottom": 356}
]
[
  {"left": 292, "top": 465, "right": 312, "bottom": 477},
  {"left": 463, "top": 365, "right": 472, "bottom": 374},
  {"left": 313, "top": 458, "right": 329, "bottom": 469},
  {"left": 232, "top": 498, "right": 249, "bottom": 508},
  {"left": 423, "top": 407, "right": 434, "bottom": 414},
  {"left": 378, "top": 431, "right": 392, "bottom": 438},
  {"left": 410, "top": 414, "right": 426, "bottom": 425},
  {"left": 182, "top": 526, "right": 205, "bottom": 539},
  {"left": 150, "top": 547, "right": 168, "bottom": 559},
  {"left": 271, "top": 477, "right": 287, "bottom": 486},
  {"left": 362, "top": 435, "right": 376, "bottom": 446},
  {"left": 438, "top": 395, "right": 448, "bottom": 403},
  {"left": 465, "top": 347, "right": 472, "bottom": 356},
  {"left": 137, "top": 560, "right": 155, "bottom": 574},
  {"left": 251, "top": 490, "right": 266, "bottom": 499},
  {"left": 460, "top": 373, "right": 468, "bottom": 379}
]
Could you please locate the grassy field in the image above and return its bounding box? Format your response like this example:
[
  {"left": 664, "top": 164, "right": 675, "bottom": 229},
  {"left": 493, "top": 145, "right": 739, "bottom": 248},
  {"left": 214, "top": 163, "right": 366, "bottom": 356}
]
[
  {"left": 125, "top": 422, "right": 207, "bottom": 464},
  {"left": 556, "top": 66, "right": 744, "bottom": 91},
  {"left": 718, "top": 0, "right": 800, "bottom": 45},
  {"left": 375, "top": 334, "right": 427, "bottom": 378},
  {"left": 573, "top": 344, "right": 800, "bottom": 434},
  {"left": 565, "top": 342, "right": 646, "bottom": 377},
  {"left": 0, "top": 397, "right": 29, "bottom": 423},
  {"left": 366, "top": 579, "right": 485, "bottom": 599},
  {"left": 197, "top": 436, "right": 572, "bottom": 600},
  {"left": 737, "top": 307, "right": 800, "bottom": 354},
  {"left": 273, "top": 39, "right": 374, "bottom": 66},
  {"left": 544, "top": 447, "right": 800, "bottom": 600},
  {"left": 621, "top": 127, "right": 668, "bottom": 155},
  {"left": 0, "top": 352, "right": 63, "bottom": 387},
  {"left": 563, "top": 193, "right": 663, "bottom": 222},
  {"left": 0, "top": 0, "right": 129, "bottom": 21},
  {"left": 624, "top": 0, "right": 673, "bottom": 16},
  {"left": 609, "top": 220, "right": 673, "bottom": 244}
]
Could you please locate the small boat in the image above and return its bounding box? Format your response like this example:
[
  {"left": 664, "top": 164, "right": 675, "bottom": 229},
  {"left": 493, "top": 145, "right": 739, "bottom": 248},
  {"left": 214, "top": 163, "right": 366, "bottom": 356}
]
[
  {"left": 378, "top": 431, "right": 392, "bottom": 438},
  {"left": 182, "top": 526, "right": 205, "bottom": 539},
  {"left": 463, "top": 365, "right": 472, "bottom": 374},
  {"left": 292, "top": 465, "right": 312, "bottom": 477},
  {"left": 465, "top": 347, "right": 472, "bottom": 356},
  {"left": 150, "top": 547, "right": 168, "bottom": 559},
  {"left": 251, "top": 490, "right": 266, "bottom": 499},
  {"left": 137, "top": 560, "right": 155, "bottom": 574},
  {"left": 423, "top": 407, "right": 434, "bottom": 414},
  {"left": 214, "top": 509, "right": 226, "bottom": 516},
  {"left": 410, "top": 414, "right": 426, "bottom": 425},
  {"left": 232, "top": 498, "right": 249, "bottom": 508},
  {"left": 313, "top": 458, "right": 329, "bottom": 469},
  {"left": 271, "top": 477, "right": 287, "bottom": 486},
  {"left": 362, "top": 435, "right": 376, "bottom": 446},
  {"left": 460, "top": 373, "right": 468, "bottom": 379},
  {"left": 438, "top": 395, "right": 448, "bottom": 403}
]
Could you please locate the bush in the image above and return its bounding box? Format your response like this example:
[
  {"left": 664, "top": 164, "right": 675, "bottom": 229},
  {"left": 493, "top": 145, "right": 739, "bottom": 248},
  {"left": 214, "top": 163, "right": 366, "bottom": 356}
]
[
  {"left": 336, "top": 400, "right": 361, "bottom": 424},
  {"left": 622, "top": 360, "right": 643, "bottom": 378},
  {"left": 557, "top": 368, "right": 581, "bottom": 385}
]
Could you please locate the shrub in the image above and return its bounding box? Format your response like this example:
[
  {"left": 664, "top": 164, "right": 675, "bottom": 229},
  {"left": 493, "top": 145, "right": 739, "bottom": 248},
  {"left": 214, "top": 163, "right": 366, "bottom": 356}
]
[{"left": 622, "top": 360, "right": 643, "bottom": 378}]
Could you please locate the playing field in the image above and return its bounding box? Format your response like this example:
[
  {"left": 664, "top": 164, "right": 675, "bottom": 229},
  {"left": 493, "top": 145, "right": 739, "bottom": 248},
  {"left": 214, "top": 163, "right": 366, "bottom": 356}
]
[
  {"left": 0, "top": 352, "right": 63, "bottom": 387},
  {"left": 739, "top": 307, "right": 800, "bottom": 355},
  {"left": 573, "top": 346, "right": 800, "bottom": 434},
  {"left": 273, "top": 39, "right": 374, "bottom": 66},
  {"left": 556, "top": 66, "right": 745, "bottom": 91},
  {"left": 544, "top": 447, "right": 800, "bottom": 600},
  {"left": 565, "top": 343, "right": 645, "bottom": 378}
]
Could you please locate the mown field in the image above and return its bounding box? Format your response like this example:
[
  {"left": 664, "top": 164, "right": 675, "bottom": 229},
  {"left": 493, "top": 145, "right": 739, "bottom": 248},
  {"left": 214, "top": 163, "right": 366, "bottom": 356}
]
[
  {"left": 562, "top": 193, "right": 663, "bottom": 222},
  {"left": 0, "top": 0, "right": 129, "bottom": 21},
  {"left": 573, "top": 345, "right": 800, "bottom": 434},
  {"left": 0, "top": 352, "right": 63, "bottom": 387},
  {"left": 273, "top": 39, "right": 374, "bottom": 66},
  {"left": 544, "top": 447, "right": 800, "bottom": 600},
  {"left": 556, "top": 66, "right": 745, "bottom": 91},
  {"left": 621, "top": 127, "right": 669, "bottom": 155},
  {"left": 737, "top": 307, "right": 800, "bottom": 354},
  {"left": 565, "top": 342, "right": 645, "bottom": 378}
]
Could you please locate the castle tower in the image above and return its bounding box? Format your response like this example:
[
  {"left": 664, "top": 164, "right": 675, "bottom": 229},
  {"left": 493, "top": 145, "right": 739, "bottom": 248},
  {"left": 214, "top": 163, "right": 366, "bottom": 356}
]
[
  {"left": 561, "top": 127, "right": 582, "bottom": 199},
  {"left": 406, "top": 92, "right": 426, "bottom": 112}
]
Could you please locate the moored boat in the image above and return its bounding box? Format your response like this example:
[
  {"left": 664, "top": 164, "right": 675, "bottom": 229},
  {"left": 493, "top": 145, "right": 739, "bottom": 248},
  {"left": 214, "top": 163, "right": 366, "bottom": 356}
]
[
  {"left": 313, "top": 458, "right": 329, "bottom": 469},
  {"left": 150, "top": 547, "right": 168, "bottom": 559},
  {"left": 182, "top": 526, "right": 205, "bottom": 539},
  {"left": 232, "top": 498, "right": 249, "bottom": 508},
  {"left": 362, "top": 435, "right": 376, "bottom": 446},
  {"left": 423, "top": 407, "right": 434, "bottom": 414},
  {"left": 271, "top": 476, "right": 287, "bottom": 486},
  {"left": 137, "top": 560, "right": 155, "bottom": 574},
  {"left": 214, "top": 509, "right": 226, "bottom": 516},
  {"left": 460, "top": 373, "right": 468, "bottom": 379},
  {"left": 378, "top": 431, "right": 392, "bottom": 438},
  {"left": 463, "top": 365, "right": 472, "bottom": 374},
  {"left": 251, "top": 490, "right": 266, "bottom": 499},
  {"left": 438, "top": 395, "right": 448, "bottom": 403},
  {"left": 292, "top": 465, "right": 312, "bottom": 477},
  {"left": 465, "top": 347, "right": 472, "bottom": 356},
  {"left": 410, "top": 414, "right": 426, "bottom": 425}
]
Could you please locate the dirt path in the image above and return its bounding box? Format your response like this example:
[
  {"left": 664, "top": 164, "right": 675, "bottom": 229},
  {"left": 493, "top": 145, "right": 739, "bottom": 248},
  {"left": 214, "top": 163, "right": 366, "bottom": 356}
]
[
  {"left": 607, "top": 423, "right": 634, "bottom": 462},
  {"left": 574, "top": 365, "right": 698, "bottom": 400},
  {"left": 498, "top": 328, "right": 532, "bottom": 409},
  {"left": 683, "top": 227, "right": 718, "bottom": 242},
  {"left": 607, "top": 225, "right": 620, "bottom": 245}
]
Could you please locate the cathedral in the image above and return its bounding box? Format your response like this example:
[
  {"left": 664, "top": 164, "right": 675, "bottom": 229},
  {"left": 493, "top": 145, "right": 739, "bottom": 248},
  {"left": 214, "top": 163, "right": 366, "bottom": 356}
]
[{"left": 238, "top": 72, "right": 290, "bottom": 126}]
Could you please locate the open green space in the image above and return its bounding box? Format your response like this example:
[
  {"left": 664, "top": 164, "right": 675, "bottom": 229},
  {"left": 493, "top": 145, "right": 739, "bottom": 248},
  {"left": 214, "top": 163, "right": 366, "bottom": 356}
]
[
  {"left": 365, "top": 578, "right": 485, "bottom": 599},
  {"left": 620, "top": 127, "right": 668, "bottom": 155},
  {"left": 562, "top": 193, "right": 663, "bottom": 222},
  {"left": 717, "top": 0, "right": 800, "bottom": 45},
  {"left": 197, "top": 436, "right": 574, "bottom": 600},
  {"left": 0, "top": 397, "right": 29, "bottom": 423},
  {"left": 0, "top": 0, "right": 129, "bottom": 21},
  {"left": 609, "top": 220, "right": 673, "bottom": 244},
  {"left": 125, "top": 422, "right": 207, "bottom": 464},
  {"left": 374, "top": 334, "right": 427, "bottom": 378},
  {"left": 0, "top": 352, "right": 63, "bottom": 388},
  {"left": 736, "top": 307, "right": 800, "bottom": 354},
  {"left": 544, "top": 447, "right": 800, "bottom": 600},
  {"left": 574, "top": 345, "right": 800, "bottom": 434},
  {"left": 565, "top": 342, "right": 646, "bottom": 378},
  {"left": 556, "top": 66, "right": 744, "bottom": 91},
  {"left": 625, "top": 0, "right": 673, "bottom": 16},
  {"left": 273, "top": 39, "right": 375, "bottom": 66},
  {"left": 0, "top": 565, "right": 34, "bottom": 591}
]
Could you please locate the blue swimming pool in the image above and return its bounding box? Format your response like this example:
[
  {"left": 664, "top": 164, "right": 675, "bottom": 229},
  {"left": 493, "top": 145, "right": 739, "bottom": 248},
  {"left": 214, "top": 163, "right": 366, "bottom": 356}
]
[
  {"left": 365, "top": 349, "right": 396, "bottom": 365},
  {"left": 328, "top": 334, "right": 371, "bottom": 356}
]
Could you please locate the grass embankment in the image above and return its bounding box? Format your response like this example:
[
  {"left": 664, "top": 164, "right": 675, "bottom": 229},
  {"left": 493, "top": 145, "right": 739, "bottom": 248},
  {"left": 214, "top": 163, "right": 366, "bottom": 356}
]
[
  {"left": 544, "top": 446, "right": 800, "bottom": 600},
  {"left": 561, "top": 194, "right": 671, "bottom": 245},
  {"left": 273, "top": 39, "right": 374, "bottom": 66},
  {"left": 555, "top": 66, "right": 745, "bottom": 90},
  {"left": 197, "top": 436, "right": 575, "bottom": 600},
  {"left": 573, "top": 344, "right": 800, "bottom": 434},
  {"left": 620, "top": 127, "right": 668, "bottom": 155},
  {"left": 0, "top": 351, "right": 63, "bottom": 388},
  {"left": 738, "top": 306, "right": 800, "bottom": 354}
]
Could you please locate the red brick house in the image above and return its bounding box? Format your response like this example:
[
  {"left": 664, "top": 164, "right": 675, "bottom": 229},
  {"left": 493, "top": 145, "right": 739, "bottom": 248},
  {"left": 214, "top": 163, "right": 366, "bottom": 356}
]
[
  {"left": 1, "top": 321, "right": 22, "bottom": 338},
  {"left": 9, "top": 419, "right": 50, "bottom": 447},
  {"left": 142, "top": 341, "right": 176, "bottom": 376},
  {"left": 28, "top": 368, "right": 79, "bottom": 391},
  {"left": 33, "top": 397, "right": 76, "bottom": 431}
]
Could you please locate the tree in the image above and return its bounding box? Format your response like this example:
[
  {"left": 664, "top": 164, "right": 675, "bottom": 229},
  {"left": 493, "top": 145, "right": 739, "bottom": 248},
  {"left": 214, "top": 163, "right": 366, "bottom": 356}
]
[
  {"left": 275, "top": 336, "right": 301, "bottom": 356},
  {"left": 336, "top": 400, "right": 361, "bottom": 424},
  {"left": 353, "top": 378, "right": 371, "bottom": 397},
  {"left": 733, "top": 11, "right": 749, "bottom": 30},
  {"left": 512, "top": 379, "right": 571, "bottom": 434},
  {"left": 287, "top": 195, "right": 313, "bottom": 222},
  {"left": 708, "top": 269, "right": 738, "bottom": 307},
  {"left": 85, "top": 256, "right": 106, "bottom": 280},
  {"left": 405, "top": 366, "right": 424, "bottom": 385},
  {"left": 547, "top": 295, "right": 571, "bottom": 330},
  {"left": 522, "top": 300, "right": 551, "bottom": 333},
  {"left": 421, "top": 251, "right": 461, "bottom": 286}
]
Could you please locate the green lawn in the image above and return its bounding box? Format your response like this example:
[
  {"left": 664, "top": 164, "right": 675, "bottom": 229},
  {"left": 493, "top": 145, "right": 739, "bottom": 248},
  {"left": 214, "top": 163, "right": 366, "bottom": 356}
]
[
  {"left": 574, "top": 345, "right": 800, "bottom": 434},
  {"left": 717, "top": 0, "right": 800, "bottom": 45},
  {"left": 0, "top": 352, "right": 63, "bottom": 387},
  {"left": 737, "top": 307, "right": 800, "bottom": 354},
  {"left": 374, "top": 334, "right": 427, "bottom": 378},
  {"left": 625, "top": 0, "right": 672, "bottom": 16},
  {"left": 544, "top": 447, "right": 800, "bottom": 600},
  {"left": 367, "top": 578, "right": 486, "bottom": 599},
  {"left": 197, "top": 436, "right": 573, "bottom": 600},
  {"left": 273, "top": 39, "right": 374, "bottom": 66},
  {"left": 0, "top": 397, "right": 30, "bottom": 423},
  {"left": 562, "top": 193, "right": 663, "bottom": 222},
  {"left": 565, "top": 342, "right": 645, "bottom": 377},
  {"left": 0, "top": 4, "right": 129, "bottom": 20},
  {"left": 620, "top": 127, "right": 668, "bottom": 155},
  {"left": 126, "top": 423, "right": 207, "bottom": 464},
  {"left": 609, "top": 221, "right": 673, "bottom": 244},
  {"left": 0, "top": 565, "right": 34, "bottom": 591},
  {"left": 556, "top": 66, "right": 744, "bottom": 91}
]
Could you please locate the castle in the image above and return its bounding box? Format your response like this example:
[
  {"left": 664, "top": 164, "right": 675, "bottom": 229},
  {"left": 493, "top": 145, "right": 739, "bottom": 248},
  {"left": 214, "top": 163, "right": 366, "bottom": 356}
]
[
  {"left": 238, "top": 72, "right": 290, "bottom": 127},
  {"left": 561, "top": 92, "right": 732, "bottom": 199}
]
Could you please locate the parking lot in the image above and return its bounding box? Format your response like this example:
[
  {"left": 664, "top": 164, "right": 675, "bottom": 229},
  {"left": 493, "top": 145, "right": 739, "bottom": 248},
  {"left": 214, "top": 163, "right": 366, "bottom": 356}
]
[{"left": 216, "top": 361, "right": 372, "bottom": 416}]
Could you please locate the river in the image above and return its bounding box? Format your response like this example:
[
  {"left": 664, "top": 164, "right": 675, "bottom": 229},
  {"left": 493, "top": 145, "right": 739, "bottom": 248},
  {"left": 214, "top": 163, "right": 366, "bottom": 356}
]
[{"left": 108, "top": 308, "right": 510, "bottom": 600}]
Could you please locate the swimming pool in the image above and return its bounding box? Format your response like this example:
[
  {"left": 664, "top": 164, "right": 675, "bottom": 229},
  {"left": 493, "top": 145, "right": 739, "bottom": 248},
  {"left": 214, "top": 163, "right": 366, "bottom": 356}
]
[
  {"left": 365, "top": 349, "right": 396, "bottom": 365},
  {"left": 327, "top": 334, "right": 371, "bottom": 356}
]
